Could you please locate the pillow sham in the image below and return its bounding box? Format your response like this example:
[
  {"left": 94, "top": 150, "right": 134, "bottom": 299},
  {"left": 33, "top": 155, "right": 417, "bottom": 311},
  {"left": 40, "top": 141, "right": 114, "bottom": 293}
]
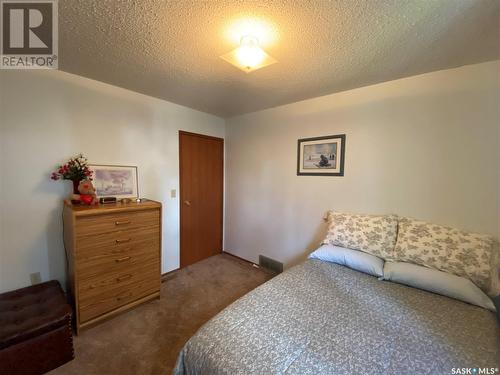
[
  {"left": 383, "top": 261, "right": 495, "bottom": 312},
  {"left": 392, "top": 217, "right": 497, "bottom": 293},
  {"left": 322, "top": 211, "right": 398, "bottom": 259},
  {"left": 309, "top": 244, "right": 384, "bottom": 277},
  {"left": 490, "top": 244, "right": 500, "bottom": 297}
]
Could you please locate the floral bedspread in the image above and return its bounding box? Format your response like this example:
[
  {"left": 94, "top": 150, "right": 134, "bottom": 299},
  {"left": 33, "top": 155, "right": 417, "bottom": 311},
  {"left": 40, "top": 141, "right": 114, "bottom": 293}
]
[{"left": 174, "top": 259, "right": 500, "bottom": 375}]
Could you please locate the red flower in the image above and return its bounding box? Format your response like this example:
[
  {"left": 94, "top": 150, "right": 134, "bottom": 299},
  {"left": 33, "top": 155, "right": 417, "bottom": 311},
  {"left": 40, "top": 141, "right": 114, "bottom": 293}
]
[{"left": 51, "top": 154, "right": 91, "bottom": 183}]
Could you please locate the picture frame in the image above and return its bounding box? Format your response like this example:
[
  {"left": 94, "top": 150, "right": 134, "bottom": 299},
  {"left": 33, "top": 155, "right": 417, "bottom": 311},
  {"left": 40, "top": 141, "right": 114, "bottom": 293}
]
[
  {"left": 297, "top": 134, "right": 346, "bottom": 176},
  {"left": 89, "top": 164, "right": 139, "bottom": 199}
]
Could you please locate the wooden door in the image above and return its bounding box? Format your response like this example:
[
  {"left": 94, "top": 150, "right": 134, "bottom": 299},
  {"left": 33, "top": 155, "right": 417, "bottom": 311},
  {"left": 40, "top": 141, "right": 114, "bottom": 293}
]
[{"left": 179, "top": 131, "right": 224, "bottom": 268}]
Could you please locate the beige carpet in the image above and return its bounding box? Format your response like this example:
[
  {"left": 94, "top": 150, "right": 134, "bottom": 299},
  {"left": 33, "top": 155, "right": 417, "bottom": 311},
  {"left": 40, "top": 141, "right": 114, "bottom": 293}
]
[{"left": 50, "top": 253, "right": 274, "bottom": 375}]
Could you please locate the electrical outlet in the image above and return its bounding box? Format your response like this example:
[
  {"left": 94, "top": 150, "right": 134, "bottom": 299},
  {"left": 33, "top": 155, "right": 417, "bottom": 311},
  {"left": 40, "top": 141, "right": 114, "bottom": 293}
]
[
  {"left": 30, "top": 272, "right": 41, "bottom": 285},
  {"left": 170, "top": 189, "right": 176, "bottom": 198}
]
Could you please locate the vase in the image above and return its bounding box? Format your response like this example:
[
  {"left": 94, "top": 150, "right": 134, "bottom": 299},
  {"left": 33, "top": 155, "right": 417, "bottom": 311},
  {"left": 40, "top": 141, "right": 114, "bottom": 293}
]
[{"left": 72, "top": 179, "right": 81, "bottom": 194}]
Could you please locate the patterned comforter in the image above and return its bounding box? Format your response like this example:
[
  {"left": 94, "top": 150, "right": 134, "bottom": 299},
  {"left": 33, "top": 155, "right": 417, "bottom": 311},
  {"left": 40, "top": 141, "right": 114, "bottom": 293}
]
[{"left": 173, "top": 259, "right": 500, "bottom": 375}]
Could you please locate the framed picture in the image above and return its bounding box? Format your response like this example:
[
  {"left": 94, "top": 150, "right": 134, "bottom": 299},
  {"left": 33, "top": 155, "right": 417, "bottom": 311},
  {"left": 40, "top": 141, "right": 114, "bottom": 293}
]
[
  {"left": 297, "top": 134, "right": 346, "bottom": 176},
  {"left": 89, "top": 164, "right": 139, "bottom": 199}
]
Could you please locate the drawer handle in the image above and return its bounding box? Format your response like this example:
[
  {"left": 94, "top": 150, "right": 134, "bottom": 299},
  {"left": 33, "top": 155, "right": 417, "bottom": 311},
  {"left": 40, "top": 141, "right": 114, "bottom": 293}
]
[
  {"left": 115, "top": 220, "right": 131, "bottom": 226},
  {"left": 115, "top": 256, "right": 131, "bottom": 263},
  {"left": 115, "top": 238, "right": 131, "bottom": 244},
  {"left": 116, "top": 274, "right": 132, "bottom": 282}
]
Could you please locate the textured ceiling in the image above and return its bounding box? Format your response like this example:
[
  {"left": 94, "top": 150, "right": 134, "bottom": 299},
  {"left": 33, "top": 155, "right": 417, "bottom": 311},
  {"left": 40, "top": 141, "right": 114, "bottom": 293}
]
[{"left": 59, "top": 0, "right": 500, "bottom": 118}]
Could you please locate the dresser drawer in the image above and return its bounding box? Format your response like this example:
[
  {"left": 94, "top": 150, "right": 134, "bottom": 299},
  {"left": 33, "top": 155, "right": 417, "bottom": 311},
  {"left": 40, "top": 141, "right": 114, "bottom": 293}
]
[
  {"left": 77, "top": 242, "right": 159, "bottom": 280},
  {"left": 76, "top": 209, "right": 160, "bottom": 237},
  {"left": 78, "top": 275, "right": 159, "bottom": 323},
  {"left": 78, "top": 258, "right": 159, "bottom": 302},
  {"left": 76, "top": 225, "right": 160, "bottom": 259}
]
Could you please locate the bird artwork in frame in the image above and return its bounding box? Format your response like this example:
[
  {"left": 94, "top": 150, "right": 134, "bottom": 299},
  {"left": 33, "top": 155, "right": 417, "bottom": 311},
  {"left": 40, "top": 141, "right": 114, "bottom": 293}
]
[{"left": 297, "top": 134, "right": 345, "bottom": 176}]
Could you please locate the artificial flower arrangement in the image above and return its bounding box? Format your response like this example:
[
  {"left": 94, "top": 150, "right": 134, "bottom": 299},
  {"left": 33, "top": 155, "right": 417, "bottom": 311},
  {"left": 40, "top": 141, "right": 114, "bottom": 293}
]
[{"left": 51, "top": 154, "right": 97, "bottom": 204}]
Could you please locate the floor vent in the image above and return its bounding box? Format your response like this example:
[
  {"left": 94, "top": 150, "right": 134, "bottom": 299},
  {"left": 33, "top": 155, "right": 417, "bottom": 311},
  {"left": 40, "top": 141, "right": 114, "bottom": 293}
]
[{"left": 259, "top": 255, "right": 283, "bottom": 274}]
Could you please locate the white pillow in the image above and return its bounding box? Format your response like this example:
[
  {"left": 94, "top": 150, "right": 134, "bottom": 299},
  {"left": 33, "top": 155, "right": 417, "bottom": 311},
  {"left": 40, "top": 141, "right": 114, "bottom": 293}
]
[
  {"left": 383, "top": 261, "right": 496, "bottom": 312},
  {"left": 309, "top": 244, "right": 384, "bottom": 277}
]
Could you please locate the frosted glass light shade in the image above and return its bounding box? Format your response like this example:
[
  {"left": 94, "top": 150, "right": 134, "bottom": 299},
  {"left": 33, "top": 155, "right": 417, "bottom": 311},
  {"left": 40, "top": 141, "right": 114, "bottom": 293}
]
[{"left": 220, "top": 36, "right": 277, "bottom": 73}]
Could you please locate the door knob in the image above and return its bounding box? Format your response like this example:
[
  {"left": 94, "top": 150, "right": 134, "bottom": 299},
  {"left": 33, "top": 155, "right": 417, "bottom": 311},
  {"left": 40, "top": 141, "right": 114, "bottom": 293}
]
[{"left": 184, "top": 200, "right": 191, "bottom": 206}]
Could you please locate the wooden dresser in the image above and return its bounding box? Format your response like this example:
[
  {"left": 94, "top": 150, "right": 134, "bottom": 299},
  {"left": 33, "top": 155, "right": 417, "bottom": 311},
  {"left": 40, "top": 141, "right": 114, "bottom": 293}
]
[{"left": 63, "top": 200, "right": 161, "bottom": 333}]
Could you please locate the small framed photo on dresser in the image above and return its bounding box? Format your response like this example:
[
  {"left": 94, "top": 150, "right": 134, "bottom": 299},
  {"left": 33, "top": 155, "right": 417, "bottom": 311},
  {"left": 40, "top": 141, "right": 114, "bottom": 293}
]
[
  {"left": 89, "top": 164, "right": 139, "bottom": 199},
  {"left": 297, "top": 134, "right": 346, "bottom": 176}
]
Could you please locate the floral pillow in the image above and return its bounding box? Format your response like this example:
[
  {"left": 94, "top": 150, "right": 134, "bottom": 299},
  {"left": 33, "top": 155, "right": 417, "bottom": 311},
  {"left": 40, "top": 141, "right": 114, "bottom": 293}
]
[
  {"left": 322, "top": 211, "right": 398, "bottom": 259},
  {"left": 392, "top": 217, "right": 497, "bottom": 293}
]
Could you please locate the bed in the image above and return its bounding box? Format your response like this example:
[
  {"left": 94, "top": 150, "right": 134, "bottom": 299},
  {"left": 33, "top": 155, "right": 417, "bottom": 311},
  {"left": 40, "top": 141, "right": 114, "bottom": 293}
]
[{"left": 174, "top": 259, "right": 500, "bottom": 375}]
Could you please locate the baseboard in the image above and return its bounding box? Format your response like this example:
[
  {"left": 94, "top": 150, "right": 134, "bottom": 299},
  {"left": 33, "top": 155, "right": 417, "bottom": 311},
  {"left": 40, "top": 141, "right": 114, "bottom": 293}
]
[
  {"left": 222, "top": 251, "right": 277, "bottom": 275},
  {"left": 160, "top": 252, "right": 276, "bottom": 281},
  {"left": 161, "top": 268, "right": 180, "bottom": 282},
  {"left": 222, "top": 251, "right": 257, "bottom": 265}
]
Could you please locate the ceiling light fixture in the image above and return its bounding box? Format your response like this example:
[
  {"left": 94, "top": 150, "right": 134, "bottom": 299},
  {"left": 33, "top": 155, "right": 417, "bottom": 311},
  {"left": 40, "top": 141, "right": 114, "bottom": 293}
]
[{"left": 220, "top": 35, "right": 277, "bottom": 73}]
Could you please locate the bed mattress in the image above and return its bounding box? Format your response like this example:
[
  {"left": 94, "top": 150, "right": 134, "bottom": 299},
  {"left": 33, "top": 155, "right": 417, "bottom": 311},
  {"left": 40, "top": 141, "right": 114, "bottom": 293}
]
[{"left": 174, "top": 259, "right": 500, "bottom": 375}]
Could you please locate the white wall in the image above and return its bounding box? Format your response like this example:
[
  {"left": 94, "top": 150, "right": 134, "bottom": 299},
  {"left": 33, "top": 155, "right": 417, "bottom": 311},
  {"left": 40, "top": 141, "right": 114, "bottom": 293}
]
[
  {"left": 225, "top": 61, "right": 500, "bottom": 268},
  {"left": 0, "top": 70, "right": 225, "bottom": 292},
  {"left": 1, "top": 61, "right": 499, "bottom": 292}
]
